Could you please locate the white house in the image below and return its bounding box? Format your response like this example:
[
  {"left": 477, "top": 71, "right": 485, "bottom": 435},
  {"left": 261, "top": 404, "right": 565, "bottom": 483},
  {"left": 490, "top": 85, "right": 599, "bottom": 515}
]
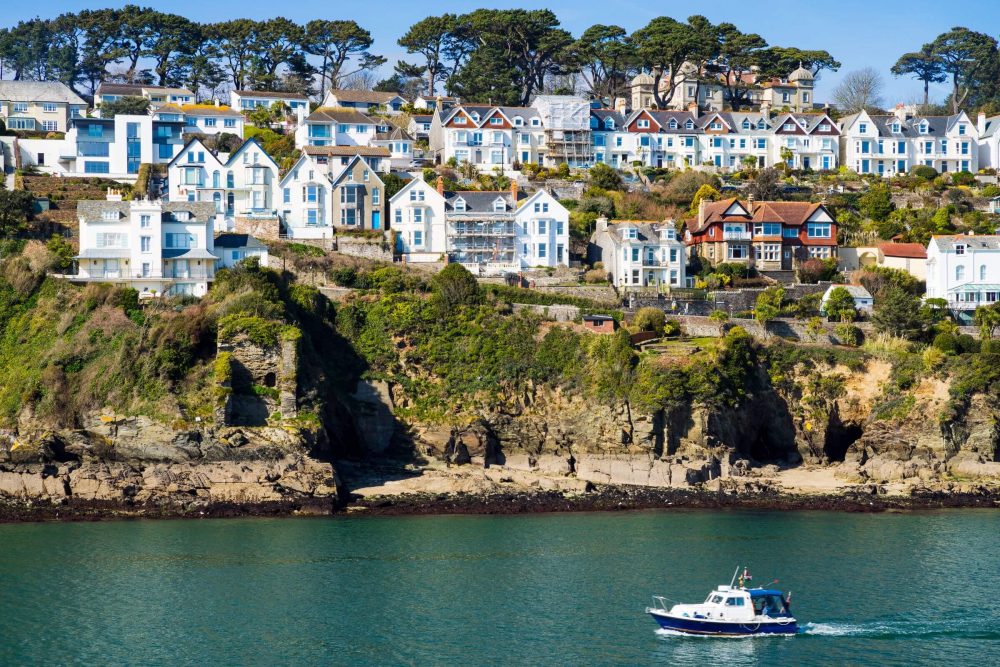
[
  {"left": 279, "top": 152, "right": 387, "bottom": 239},
  {"left": 370, "top": 127, "right": 414, "bottom": 169},
  {"left": 390, "top": 178, "right": 569, "bottom": 271},
  {"left": 414, "top": 95, "right": 458, "bottom": 111},
  {"left": 409, "top": 114, "right": 433, "bottom": 141},
  {"left": 73, "top": 194, "right": 217, "bottom": 298},
  {"left": 167, "top": 137, "right": 280, "bottom": 232},
  {"left": 55, "top": 114, "right": 185, "bottom": 179},
  {"left": 322, "top": 89, "right": 408, "bottom": 114},
  {"left": 295, "top": 108, "right": 378, "bottom": 148},
  {"left": 153, "top": 103, "right": 244, "bottom": 137},
  {"left": 429, "top": 104, "right": 545, "bottom": 171},
  {"left": 589, "top": 217, "right": 687, "bottom": 289},
  {"left": 230, "top": 90, "right": 309, "bottom": 114},
  {"left": 96, "top": 83, "right": 195, "bottom": 108},
  {"left": 213, "top": 233, "right": 269, "bottom": 269},
  {"left": 925, "top": 234, "right": 1000, "bottom": 321},
  {"left": 840, "top": 108, "right": 978, "bottom": 177},
  {"left": 820, "top": 284, "right": 874, "bottom": 315}
]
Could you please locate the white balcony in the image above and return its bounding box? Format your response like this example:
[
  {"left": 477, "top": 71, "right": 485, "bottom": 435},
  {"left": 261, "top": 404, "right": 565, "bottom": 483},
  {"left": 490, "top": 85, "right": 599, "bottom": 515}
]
[{"left": 723, "top": 230, "right": 751, "bottom": 241}]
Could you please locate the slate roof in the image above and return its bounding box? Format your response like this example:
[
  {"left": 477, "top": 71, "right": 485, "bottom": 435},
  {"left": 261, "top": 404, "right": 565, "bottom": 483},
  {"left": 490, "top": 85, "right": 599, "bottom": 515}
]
[
  {"left": 373, "top": 127, "right": 413, "bottom": 141},
  {"left": 840, "top": 112, "right": 965, "bottom": 137},
  {"left": 306, "top": 108, "right": 376, "bottom": 124},
  {"left": 0, "top": 81, "right": 86, "bottom": 105},
  {"left": 77, "top": 200, "right": 216, "bottom": 223},
  {"left": 824, "top": 284, "right": 872, "bottom": 300},
  {"left": 930, "top": 235, "right": 1000, "bottom": 252},
  {"left": 444, "top": 190, "right": 525, "bottom": 213},
  {"left": 214, "top": 233, "right": 267, "bottom": 249},
  {"left": 601, "top": 220, "right": 678, "bottom": 245},
  {"left": 326, "top": 89, "right": 405, "bottom": 104},
  {"left": 302, "top": 145, "right": 390, "bottom": 157}
]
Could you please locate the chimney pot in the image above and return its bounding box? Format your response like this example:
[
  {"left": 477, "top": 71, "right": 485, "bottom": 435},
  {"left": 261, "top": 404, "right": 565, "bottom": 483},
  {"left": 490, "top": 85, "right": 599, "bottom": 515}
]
[
  {"left": 436, "top": 175, "right": 444, "bottom": 195},
  {"left": 510, "top": 180, "right": 518, "bottom": 201}
]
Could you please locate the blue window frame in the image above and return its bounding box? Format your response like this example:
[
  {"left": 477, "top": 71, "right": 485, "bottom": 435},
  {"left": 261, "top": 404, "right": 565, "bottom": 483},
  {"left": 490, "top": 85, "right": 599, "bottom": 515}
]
[{"left": 84, "top": 161, "right": 110, "bottom": 174}]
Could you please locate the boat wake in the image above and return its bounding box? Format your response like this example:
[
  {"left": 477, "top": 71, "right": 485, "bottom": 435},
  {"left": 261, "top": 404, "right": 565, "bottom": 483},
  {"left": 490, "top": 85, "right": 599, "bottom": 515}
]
[
  {"left": 654, "top": 628, "right": 789, "bottom": 640},
  {"left": 801, "top": 620, "right": 1000, "bottom": 640}
]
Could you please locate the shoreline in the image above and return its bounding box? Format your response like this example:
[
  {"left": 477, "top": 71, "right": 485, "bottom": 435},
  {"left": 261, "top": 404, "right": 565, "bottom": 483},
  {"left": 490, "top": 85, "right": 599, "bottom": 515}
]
[{"left": 2, "top": 484, "right": 998, "bottom": 524}]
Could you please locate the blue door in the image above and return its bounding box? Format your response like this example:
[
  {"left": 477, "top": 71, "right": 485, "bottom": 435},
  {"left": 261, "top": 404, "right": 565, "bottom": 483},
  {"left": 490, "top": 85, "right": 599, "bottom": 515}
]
[{"left": 372, "top": 211, "right": 381, "bottom": 230}]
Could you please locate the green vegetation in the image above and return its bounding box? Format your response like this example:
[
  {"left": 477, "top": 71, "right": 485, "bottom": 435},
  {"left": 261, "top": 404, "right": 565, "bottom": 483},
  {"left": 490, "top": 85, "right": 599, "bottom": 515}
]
[{"left": 100, "top": 96, "right": 150, "bottom": 118}]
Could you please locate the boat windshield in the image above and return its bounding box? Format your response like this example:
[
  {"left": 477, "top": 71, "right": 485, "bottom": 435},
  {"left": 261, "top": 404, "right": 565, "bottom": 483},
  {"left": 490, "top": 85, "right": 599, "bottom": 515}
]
[
  {"left": 756, "top": 595, "right": 789, "bottom": 616},
  {"left": 708, "top": 594, "right": 724, "bottom": 604}
]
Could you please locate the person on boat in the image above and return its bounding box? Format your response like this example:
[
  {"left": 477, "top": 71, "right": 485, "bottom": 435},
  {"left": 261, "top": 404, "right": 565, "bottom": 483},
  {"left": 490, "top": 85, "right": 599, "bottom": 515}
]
[{"left": 782, "top": 593, "right": 792, "bottom": 614}]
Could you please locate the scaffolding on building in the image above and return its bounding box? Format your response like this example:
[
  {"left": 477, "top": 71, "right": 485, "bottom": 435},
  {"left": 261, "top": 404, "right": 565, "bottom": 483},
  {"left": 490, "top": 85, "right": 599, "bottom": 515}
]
[{"left": 532, "top": 95, "right": 593, "bottom": 167}]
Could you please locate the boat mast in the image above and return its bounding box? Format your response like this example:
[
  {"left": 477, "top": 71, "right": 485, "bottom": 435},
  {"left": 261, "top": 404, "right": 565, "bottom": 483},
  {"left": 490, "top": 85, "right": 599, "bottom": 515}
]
[{"left": 730, "top": 566, "right": 740, "bottom": 588}]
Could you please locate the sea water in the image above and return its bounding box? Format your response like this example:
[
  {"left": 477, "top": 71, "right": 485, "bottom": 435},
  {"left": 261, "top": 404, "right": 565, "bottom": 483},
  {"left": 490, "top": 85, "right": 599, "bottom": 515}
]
[{"left": 1, "top": 509, "right": 997, "bottom": 665}]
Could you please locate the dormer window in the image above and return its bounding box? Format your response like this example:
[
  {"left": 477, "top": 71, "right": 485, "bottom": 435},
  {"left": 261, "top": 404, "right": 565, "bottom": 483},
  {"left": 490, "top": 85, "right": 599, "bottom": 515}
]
[
  {"left": 919, "top": 122, "right": 928, "bottom": 134},
  {"left": 174, "top": 211, "right": 190, "bottom": 221},
  {"left": 955, "top": 244, "right": 965, "bottom": 255},
  {"left": 604, "top": 119, "right": 614, "bottom": 130},
  {"left": 454, "top": 116, "right": 467, "bottom": 124},
  {"left": 492, "top": 198, "right": 506, "bottom": 212},
  {"left": 742, "top": 119, "right": 751, "bottom": 129},
  {"left": 660, "top": 228, "right": 675, "bottom": 240},
  {"left": 668, "top": 120, "right": 678, "bottom": 129},
  {"left": 489, "top": 117, "right": 502, "bottom": 125},
  {"left": 757, "top": 120, "right": 766, "bottom": 130},
  {"left": 101, "top": 210, "right": 118, "bottom": 222},
  {"left": 891, "top": 122, "right": 900, "bottom": 133},
  {"left": 637, "top": 119, "right": 650, "bottom": 129},
  {"left": 684, "top": 120, "right": 694, "bottom": 130},
  {"left": 470, "top": 113, "right": 479, "bottom": 122},
  {"left": 531, "top": 118, "right": 540, "bottom": 126},
  {"left": 454, "top": 197, "right": 466, "bottom": 211},
  {"left": 710, "top": 121, "right": 722, "bottom": 130},
  {"left": 624, "top": 227, "right": 637, "bottom": 239},
  {"left": 514, "top": 117, "right": 523, "bottom": 126}
]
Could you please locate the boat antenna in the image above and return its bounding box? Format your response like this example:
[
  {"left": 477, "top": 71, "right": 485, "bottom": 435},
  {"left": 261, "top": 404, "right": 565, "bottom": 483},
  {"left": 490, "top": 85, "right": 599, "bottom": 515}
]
[{"left": 730, "top": 566, "right": 740, "bottom": 588}]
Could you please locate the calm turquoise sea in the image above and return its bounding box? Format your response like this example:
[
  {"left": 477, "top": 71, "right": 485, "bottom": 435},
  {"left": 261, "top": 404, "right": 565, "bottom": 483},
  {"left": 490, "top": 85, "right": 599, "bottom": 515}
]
[{"left": 1, "top": 509, "right": 997, "bottom": 666}]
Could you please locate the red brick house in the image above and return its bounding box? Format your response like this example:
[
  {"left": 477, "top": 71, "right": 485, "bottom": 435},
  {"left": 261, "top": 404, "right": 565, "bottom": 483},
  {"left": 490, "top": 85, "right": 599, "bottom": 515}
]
[{"left": 685, "top": 197, "right": 837, "bottom": 271}]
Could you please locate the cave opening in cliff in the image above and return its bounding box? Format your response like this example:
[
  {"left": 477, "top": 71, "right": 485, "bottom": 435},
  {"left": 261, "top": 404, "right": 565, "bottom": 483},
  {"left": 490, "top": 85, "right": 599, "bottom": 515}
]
[{"left": 824, "top": 418, "right": 863, "bottom": 462}]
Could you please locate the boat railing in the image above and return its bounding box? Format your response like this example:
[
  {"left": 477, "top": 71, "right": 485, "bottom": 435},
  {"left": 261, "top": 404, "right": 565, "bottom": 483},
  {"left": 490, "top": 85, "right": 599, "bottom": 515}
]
[{"left": 650, "top": 596, "right": 671, "bottom": 612}]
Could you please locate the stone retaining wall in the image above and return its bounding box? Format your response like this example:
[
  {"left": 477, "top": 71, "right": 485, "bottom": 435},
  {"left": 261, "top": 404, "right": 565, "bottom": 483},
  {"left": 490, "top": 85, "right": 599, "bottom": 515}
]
[
  {"left": 511, "top": 303, "right": 581, "bottom": 322},
  {"left": 335, "top": 236, "right": 393, "bottom": 262},
  {"left": 663, "top": 315, "right": 873, "bottom": 346}
]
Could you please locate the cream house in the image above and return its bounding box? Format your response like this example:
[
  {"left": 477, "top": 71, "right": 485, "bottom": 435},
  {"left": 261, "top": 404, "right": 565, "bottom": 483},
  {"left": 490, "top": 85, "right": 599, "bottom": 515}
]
[{"left": 0, "top": 81, "right": 87, "bottom": 133}]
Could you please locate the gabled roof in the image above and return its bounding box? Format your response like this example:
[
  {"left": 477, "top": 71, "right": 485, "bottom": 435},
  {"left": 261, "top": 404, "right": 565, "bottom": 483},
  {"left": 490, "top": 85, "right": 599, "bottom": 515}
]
[
  {"left": 225, "top": 137, "right": 280, "bottom": 170},
  {"left": 77, "top": 200, "right": 216, "bottom": 223},
  {"left": 306, "top": 108, "right": 376, "bottom": 124},
  {"left": 597, "top": 220, "right": 679, "bottom": 246},
  {"left": 373, "top": 127, "right": 413, "bottom": 141},
  {"left": 824, "top": 284, "right": 872, "bottom": 300},
  {"left": 302, "top": 145, "right": 390, "bottom": 158},
  {"left": 443, "top": 190, "right": 525, "bottom": 213},
  {"left": 930, "top": 235, "right": 1000, "bottom": 252},
  {"left": 0, "top": 81, "right": 86, "bottom": 105},
  {"left": 689, "top": 197, "right": 830, "bottom": 232},
  {"left": 328, "top": 154, "right": 385, "bottom": 188},
  {"left": 167, "top": 136, "right": 222, "bottom": 169}
]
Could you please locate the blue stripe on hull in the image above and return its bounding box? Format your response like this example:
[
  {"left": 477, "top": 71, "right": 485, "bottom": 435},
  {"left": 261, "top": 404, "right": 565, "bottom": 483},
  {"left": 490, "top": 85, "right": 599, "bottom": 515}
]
[{"left": 650, "top": 613, "right": 797, "bottom": 636}]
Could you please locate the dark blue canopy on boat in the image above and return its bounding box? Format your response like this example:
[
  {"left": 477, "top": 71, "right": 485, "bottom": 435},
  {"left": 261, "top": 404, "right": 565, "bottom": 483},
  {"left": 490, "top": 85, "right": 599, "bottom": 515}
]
[{"left": 748, "top": 589, "right": 783, "bottom": 598}]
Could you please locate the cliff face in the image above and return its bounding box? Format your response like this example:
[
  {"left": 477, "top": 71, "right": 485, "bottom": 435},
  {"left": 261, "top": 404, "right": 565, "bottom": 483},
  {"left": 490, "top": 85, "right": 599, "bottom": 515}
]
[{"left": 375, "top": 358, "right": 1000, "bottom": 492}]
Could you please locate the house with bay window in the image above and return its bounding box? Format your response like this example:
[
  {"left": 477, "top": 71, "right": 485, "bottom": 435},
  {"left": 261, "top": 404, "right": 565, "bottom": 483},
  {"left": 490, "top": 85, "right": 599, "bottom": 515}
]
[
  {"left": 294, "top": 108, "right": 379, "bottom": 148},
  {"left": 925, "top": 235, "right": 1000, "bottom": 322},
  {"left": 390, "top": 177, "right": 569, "bottom": 271},
  {"left": 167, "top": 137, "right": 279, "bottom": 233},
  {"left": 686, "top": 198, "right": 837, "bottom": 272},
  {"left": 429, "top": 104, "right": 545, "bottom": 171},
  {"left": 72, "top": 195, "right": 217, "bottom": 299},
  {"left": 589, "top": 217, "right": 687, "bottom": 289},
  {"left": 0, "top": 81, "right": 87, "bottom": 133},
  {"left": 278, "top": 152, "right": 386, "bottom": 239},
  {"left": 230, "top": 90, "right": 309, "bottom": 113},
  {"left": 153, "top": 103, "right": 244, "bottom": 137},
  {"left": 370, "top": 127, "right": 414, "bottom": 169},
  {"left": 840, "top": 108, "right": 978, "bottom": 177}
]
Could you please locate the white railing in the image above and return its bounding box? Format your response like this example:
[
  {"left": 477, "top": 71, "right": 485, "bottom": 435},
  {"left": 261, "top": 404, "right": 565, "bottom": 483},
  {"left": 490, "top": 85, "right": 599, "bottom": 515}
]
[{"left": 723, "top": 230, "right": 751, "bottom": 241}]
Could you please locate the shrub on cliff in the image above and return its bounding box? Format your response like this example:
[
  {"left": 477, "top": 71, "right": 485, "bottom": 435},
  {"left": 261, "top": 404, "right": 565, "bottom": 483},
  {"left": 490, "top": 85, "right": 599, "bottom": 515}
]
[
  {"left": 633, "top": 307, "right": 666, "bottom": 336},
  {"left": 432, "top": 263, "right": 480, "bottom": 311}
]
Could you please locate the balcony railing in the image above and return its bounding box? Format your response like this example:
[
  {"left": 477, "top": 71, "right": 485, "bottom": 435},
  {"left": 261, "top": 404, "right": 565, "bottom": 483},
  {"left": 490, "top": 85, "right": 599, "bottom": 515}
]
[{"left": 722, "top": 230, "right": 752, "bottom": 241}]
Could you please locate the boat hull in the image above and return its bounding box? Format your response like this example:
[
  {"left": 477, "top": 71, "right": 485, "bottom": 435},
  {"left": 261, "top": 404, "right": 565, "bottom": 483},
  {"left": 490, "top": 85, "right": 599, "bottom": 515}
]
[{"left": 648, "top": 610, "right": 797, "bottom": 636}]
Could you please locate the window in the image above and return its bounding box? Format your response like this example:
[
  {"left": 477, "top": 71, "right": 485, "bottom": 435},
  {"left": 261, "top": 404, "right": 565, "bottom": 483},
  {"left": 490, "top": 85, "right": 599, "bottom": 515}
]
[
  {"left": 980, "top": 265, "right": 987, "bottom": 281},
  {"left": 305, "top": 185, "right": 318, "bottom": 203},
  {"left": 12, "top": 102, "right": 29, "bottom": 113},
  {"left": 204, "top": 118, "right": 216, "bottom": 128},
  {"left": 955, "top": 244, "right": 965, "bottom": 255},
  {"left": 410, "top": 189, "right": 424, "bottom": 202},
  {"left": 489, "top": 117, "right": 502, "bottom": 126},
  {"left": 891, "top": 122, "right": 900, "bottom": 133},
  {"left": 413, "top": 208, "right": 423, "bottom": 223},
  {"left": 140, "top": 236, "right": 151, "bottom": 252},
  {"left": 356, "top": 125, "right": 367, "bottom": 133},
  {"left": 537, "top": 243, "right": 546, "bottom": 259},
  {"left": 762, "top": 243, "right": 780, "bottom": 262},
  {"left": 283, "top": 188, "right": 290, "bottom": 204},
  {"left": 96, "top": 233, "right": 127, "bottom": 248},
  {"left": 956, "top": 265, "right": 965, "bottom": 281},
  {"left": 306, "top": 209, "right": 319, "bottom": 225},
  {"left": 782, "top": 227, "right": 797, "bottom": 238},
  {"left": 84, "top": 161, "right": 110, "bottom": 174},
  {"left": 807, "top": 223, "right": 831, "bottom": 238},
  {"left": 514, "top": 117, "right": 524, "bottom": 127},
  {"left": 372, "top": 187, "right": 379, "bottom": 205},
  {"left": 637, "top": 119, "right": 650, "bottom": 129},
  {"left": 140, "top": 215, "right": 150, "bottom": 228},
  {"left": 42, "top": 121, "right": 58, "bottom": 132},
  {"left": 669, "top": 248, "right": 678, "bottom": 263},
  {"left": 413, "top": 230, "right": 423, "bottom": 246},
  {"left": 224, "top": 119, "right": 236, "bottom": 128},
  {"left": 165, "top": 233, "right": 192, "bottom": 249},
  {"left": 625, "top": 228, "right": 637, "bottom": 240},
  {"left": 534, "top": 202, "right": 549, "bottom": 213},
  {"left": 394, "top": 209, "right": 402, "bottom": 223},
  {"left": 728, "top": 245, "right": 748, "bottom": 259},
  {"left": 958, "top": 124, "right": 966, "bottom": 135},
  {"left": 753, "top": 223, "right": 782, "bottom": 236},
  {"left": 341, "top": 187, "right": 357, "bottom": 205},
  {"left": 341, "top": 209, "right": 357, "bottom": 225},
  {"left": 537, "top": 220, "right": 547, "bottom": 234},
  {"left": 141, "top": 262, "right": 151, "bottom": 277},
  {"left": 858, "top": 123, "right": 867, "bottom": 133},
  {"left": 454, "top": 198, "right": 466, "bottom": 211},
  {"left": 87, "top": 124, "right": 104, "bottom": 137},
  {"left": 493, "top": 199, "right": 506, "bottom": 212},
  {"left": 101, "top": 210, "right": 118, "bottom": 222},
  {"left": 631, "top": 248, "right": 640, "bottom": 262},
  {"left": 556, "top": 221, "right": 564, "bottom": 236}
]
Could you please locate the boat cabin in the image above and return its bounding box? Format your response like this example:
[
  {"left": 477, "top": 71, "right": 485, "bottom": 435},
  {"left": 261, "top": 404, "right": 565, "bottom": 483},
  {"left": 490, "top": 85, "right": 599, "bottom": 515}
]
[{"left": 685, "top": 586, "right": 791, "bottom": 622}]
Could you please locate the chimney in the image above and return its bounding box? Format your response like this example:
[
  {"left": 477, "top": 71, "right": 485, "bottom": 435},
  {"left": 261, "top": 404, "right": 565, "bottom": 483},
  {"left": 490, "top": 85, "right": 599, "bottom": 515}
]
[
  {"left": 687, "top": 102, "right": 699, "bottom": 119},
  {"left": 510, "top": 180, "right": 518, "bottom": 201},
  {"left": 614, "top": 97, "right": 628, "bottom": 113},
  {"left": 747, "top": 194, "right": 755, "bottom": 214},
  {"left": 436, "top": 175, "right": 444, "bottom": 195},
  {"left": 893, "top": 104, "right": 909, "bottom": 121},
  {"left": 698, "top": 196, "right": 707, "bottom": 225},
  {"left": 978, "top": 112, "right": 987, "bottom": 136},
  {"left": 760, "top": 102, "right": 770, "bottom": 120},
  {"left": 596, "top": 216, "right": 609, "bottom": 232},
  {"left": 214, "top": 97, "right": 220, "bottom": 107}
]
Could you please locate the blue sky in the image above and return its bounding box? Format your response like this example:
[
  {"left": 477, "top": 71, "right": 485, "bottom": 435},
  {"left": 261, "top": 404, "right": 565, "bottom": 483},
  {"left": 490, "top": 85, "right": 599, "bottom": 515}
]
[{"left": 7, "top": 1, "right": 1000, "bottom": 103}]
